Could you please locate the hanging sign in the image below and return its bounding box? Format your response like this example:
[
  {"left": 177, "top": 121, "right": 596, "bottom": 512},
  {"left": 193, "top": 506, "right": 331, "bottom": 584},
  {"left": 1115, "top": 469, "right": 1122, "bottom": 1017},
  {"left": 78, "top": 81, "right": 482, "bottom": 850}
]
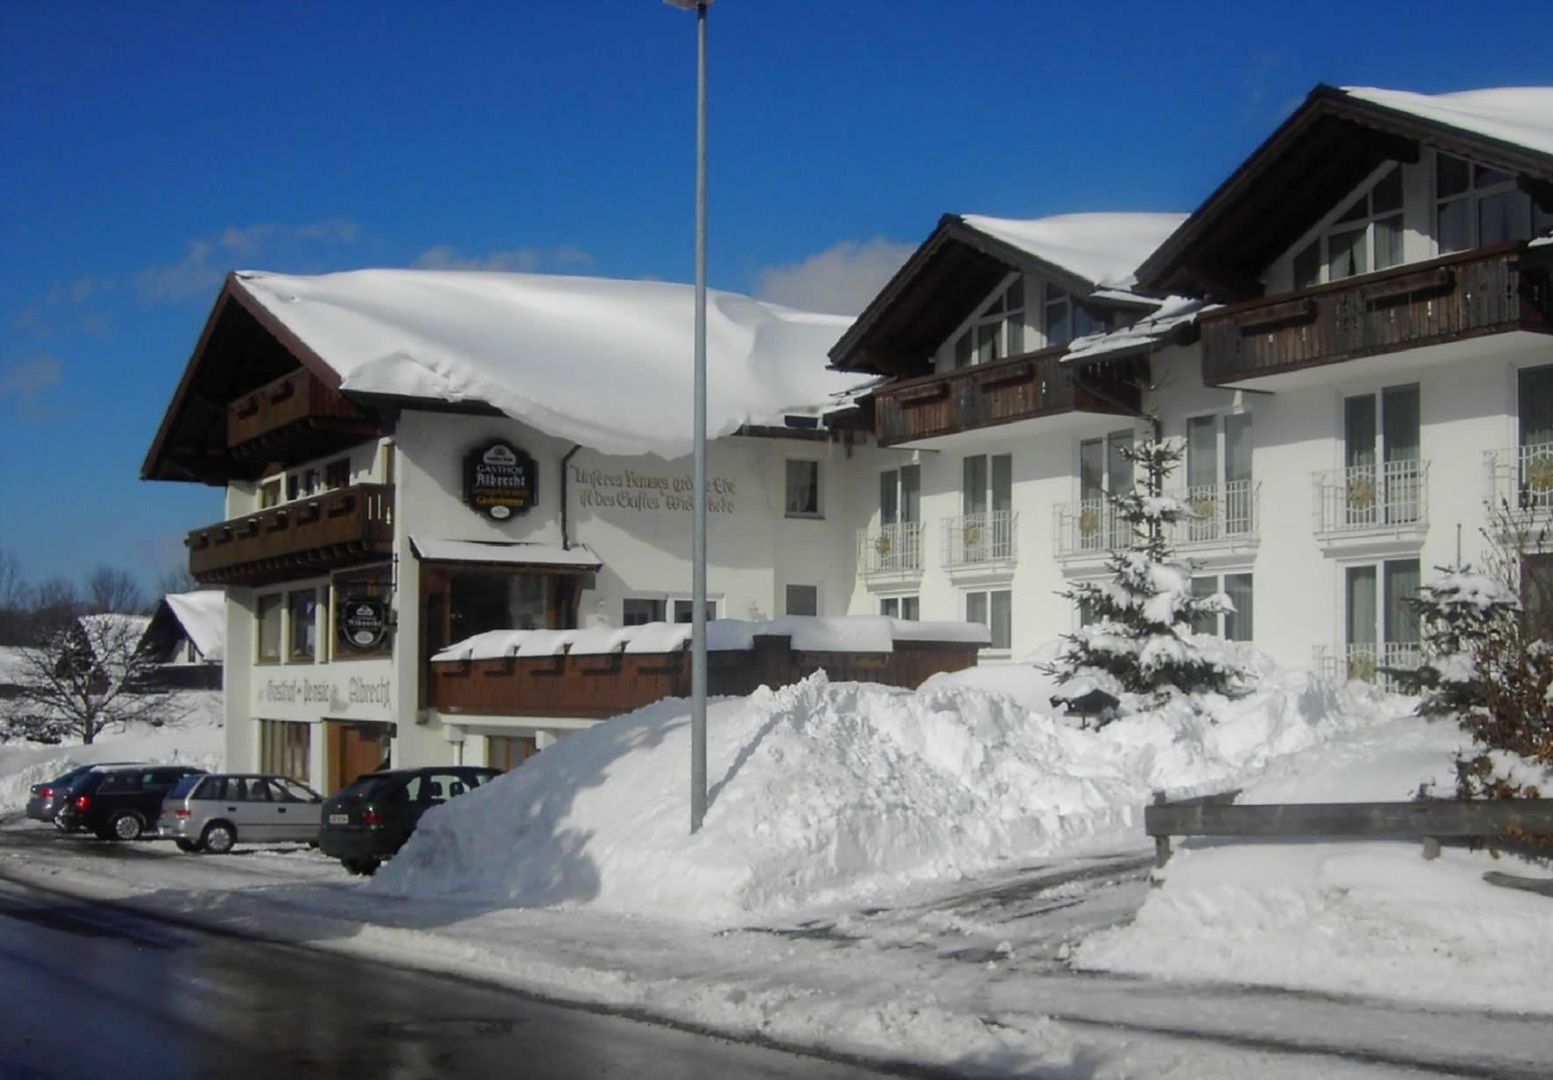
[
  {"left": 466, "top": 441, "right": 537, "bottom": 520},
  {"left": 339, "top": 599, "right": 391, "bottom": 651}
]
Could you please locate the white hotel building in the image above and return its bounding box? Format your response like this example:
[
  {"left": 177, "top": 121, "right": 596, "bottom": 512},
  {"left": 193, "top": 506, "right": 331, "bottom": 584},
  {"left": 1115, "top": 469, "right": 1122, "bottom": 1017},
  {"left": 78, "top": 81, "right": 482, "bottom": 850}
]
[{"left": 144, "top": 84, "right": 1553, "bottom": 792}]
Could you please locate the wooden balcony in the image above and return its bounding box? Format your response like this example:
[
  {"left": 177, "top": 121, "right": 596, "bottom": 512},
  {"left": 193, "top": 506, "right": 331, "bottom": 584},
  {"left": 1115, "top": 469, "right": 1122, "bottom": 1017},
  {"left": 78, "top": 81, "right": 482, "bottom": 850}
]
[
  {"left": 187, "top": 483, "right": 394, "bottom": 586},
  {"left": 1201, "top": 242, "right": 1553, "bottom": 387},
  {"left": 226, "top": 367, "right": 375, "bottom": 464},
  {"left": 426, "top": 631, "right": 983, "bottom": 720},
  {"left": 873, "top": 348, "right": 1137, "bottom": 447}
]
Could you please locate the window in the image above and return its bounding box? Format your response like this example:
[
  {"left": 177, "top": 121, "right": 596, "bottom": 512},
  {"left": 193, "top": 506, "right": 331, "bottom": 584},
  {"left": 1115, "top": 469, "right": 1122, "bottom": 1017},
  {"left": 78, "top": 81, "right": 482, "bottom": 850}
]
[
  {"left": 1043, "top": 283, "right": 1103, "bottom": 347},
  {"left": 1344, "top": 559, "right": 1420, "bottom": 676},
  {"left": 875, "top": 464, "right": 922, "bottom": 571},
  {"left": 487, "top": 734, "right": 538, "bottom": 771},
  {"left": 1292, "top": 166, "right": 1404, "bottom": 288},
  {"left": 1436, "top": 152, "right": 1542, "bottom": 254},
  {"left": 879, "top": 596, "right": 919, "bottom": 620},
  {"left": 960, "top": 453, "right": 1014, "bottom": 561},
  {"left": 288, "top": 590, "right": 317, "bottom": 662},
  {"left": 785, "top": 584, "right": 818, "bottom": 617},
  {"left": 1076, "top": 430, "right": 1134, "bottom": 550},
  {"left": 256, "top": 594, "right": 283, "bottom": 662},
  {"left": 325, "top": 458, "right": 351, "bottom": 490},
  {"left": 966, "top": 589, "right": 1012, "bottom": 651},
  {"left": 1343, "top": 385, "right": 1421, "bottom": 526},
  {"left": 622, "top": 598, "right": 665, "bottom": 626},
  {"left": 951, "top": 277, "right": 1025, "bottom": 368},
  {"left": 673, "top": 599, "right": 718, "bottom": 623},
  {"left": 260, "top": 721, "right": 311, "bottom": 784},
  {"left": 785, "top": 459, "right": 821, "bottom": 517},
  {"left": 259, "top": 477, "right": 282, "bottom": 509},
  {"left": 1190, "top": 574, "right": 1253, "bottom": 641},
  {"left": 1183, "top": 413, "right": 1253, "bottom": 537}
]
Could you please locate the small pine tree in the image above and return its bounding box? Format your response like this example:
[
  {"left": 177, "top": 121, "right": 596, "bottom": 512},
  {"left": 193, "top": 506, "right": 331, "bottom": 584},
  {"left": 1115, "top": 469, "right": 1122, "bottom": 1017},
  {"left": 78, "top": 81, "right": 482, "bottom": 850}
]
[
  {"left": 1392, "top": 565, "right": 1519, "bottom": 719},
  {"left": 1047, "top": 438, "right": 1251, "bottom": 713}
]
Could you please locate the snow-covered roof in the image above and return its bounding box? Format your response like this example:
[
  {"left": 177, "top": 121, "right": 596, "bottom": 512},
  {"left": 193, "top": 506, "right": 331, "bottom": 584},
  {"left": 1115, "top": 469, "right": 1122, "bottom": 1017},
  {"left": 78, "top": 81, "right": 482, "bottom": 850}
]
[
  {"left": 234, "top": 270, "right": 865, "bottom": 459},
  {"left": 0, "top": 645, "right": 28, "bottom": 684},
  {"left": 432, "top": 616, "right": 990, "bottom": 663},
  {"left": 956, "top": 213, "right": 1189, "bottom": 291},
  {"left": 411, "top": 538, "right": 602, "bottom": 569},
  {"left": 163, "top": 590, "right": 225, "bottom": 662},
  {"left": 1343, "top": 86, "right": 1553, "bottom": 158},
  {"left": 1062, "top": 295, "right": 1212, "bottom": 364},
  {"left": 77, "top": 614, "right": 151, "bottom": 645}
]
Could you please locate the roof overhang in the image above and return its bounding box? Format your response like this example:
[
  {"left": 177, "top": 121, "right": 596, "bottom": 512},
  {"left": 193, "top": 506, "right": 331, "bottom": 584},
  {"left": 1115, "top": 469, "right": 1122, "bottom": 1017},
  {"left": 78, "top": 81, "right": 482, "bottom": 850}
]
[
  {"left": 1136, "top": 84, "right": 1553, "bottom": 301},
  {"left": 411, "top": 537, "right": 603, "bottom": 573}
]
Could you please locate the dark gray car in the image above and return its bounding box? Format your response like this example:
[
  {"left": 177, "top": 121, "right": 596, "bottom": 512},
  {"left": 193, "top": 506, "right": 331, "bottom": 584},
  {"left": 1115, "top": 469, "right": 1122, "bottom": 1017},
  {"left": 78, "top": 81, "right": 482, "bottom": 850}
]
[
  {"left": 157, "top": 773, "right": 324, "bottom": 853},
  {"left": 25, "top": 762, "right": 141, "bottom": 828}
]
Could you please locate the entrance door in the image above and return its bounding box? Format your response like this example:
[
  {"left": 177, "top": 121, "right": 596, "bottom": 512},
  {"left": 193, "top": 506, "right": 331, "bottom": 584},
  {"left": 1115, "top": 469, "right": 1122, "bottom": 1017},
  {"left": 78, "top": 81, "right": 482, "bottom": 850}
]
[{"left": 327, "top": 722, "right": 386, "bottom": 794}]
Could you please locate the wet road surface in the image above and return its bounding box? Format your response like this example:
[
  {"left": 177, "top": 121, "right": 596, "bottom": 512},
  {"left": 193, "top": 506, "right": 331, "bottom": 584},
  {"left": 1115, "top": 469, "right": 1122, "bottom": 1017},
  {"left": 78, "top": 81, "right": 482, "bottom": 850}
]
[{"left": 0, "top": 876, "right": 903, "bottom": 1080}]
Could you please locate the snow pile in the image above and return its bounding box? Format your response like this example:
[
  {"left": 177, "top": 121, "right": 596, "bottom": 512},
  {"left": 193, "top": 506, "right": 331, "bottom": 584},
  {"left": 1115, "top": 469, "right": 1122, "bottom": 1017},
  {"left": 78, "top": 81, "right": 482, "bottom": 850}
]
[
  {"left": 163, "top": 589, "right": 225, "bottom": 661},
  {"left": 0, "top": 690, "right": 224, "bottom": 811},
  {"left": 956, "top": 212, "right": 1187, "bottom": 290},
  {"left": 1063, "top": 294, "right": 1208, "bottom": 363},
  {"left": 375, "top": 660, "right": 1396, "bottom": 926},
  {"left": 235, "top": 270, "right": 863, "bottom": 459},
  {"left": 1344, "top": 86, "right": 1553, "bottom": 158}
]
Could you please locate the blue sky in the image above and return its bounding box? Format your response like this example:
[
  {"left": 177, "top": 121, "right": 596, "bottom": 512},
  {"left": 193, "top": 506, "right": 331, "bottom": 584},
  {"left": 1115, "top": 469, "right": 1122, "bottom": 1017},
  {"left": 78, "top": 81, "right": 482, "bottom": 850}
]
[{"left": 1, "top": 1, "right": 1549, "bottom": 595}]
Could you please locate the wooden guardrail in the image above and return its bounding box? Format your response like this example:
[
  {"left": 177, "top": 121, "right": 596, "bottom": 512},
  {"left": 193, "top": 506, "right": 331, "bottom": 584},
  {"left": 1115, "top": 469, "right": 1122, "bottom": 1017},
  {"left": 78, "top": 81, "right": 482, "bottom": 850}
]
[{"left": 1146, "top": 789, "right": 1553, "bottom": 868}]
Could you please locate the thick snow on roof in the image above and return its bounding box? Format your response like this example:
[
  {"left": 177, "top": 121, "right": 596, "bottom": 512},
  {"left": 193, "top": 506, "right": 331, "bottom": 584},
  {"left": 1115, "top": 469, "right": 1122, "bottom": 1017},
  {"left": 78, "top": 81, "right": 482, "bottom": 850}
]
[
  {"left": 1343, "top": 86, "right": 1553, "bottom": 159},
  {"left": 411, "top": 538, "right": 602, "bottom": 569},
  {"left": 164, "top": 590, "right": 225, "bottom": 662},
  {"left": 956, "top": 212, "right": 1188, "bottom": 291},
  {"left": 1063, "top": 295, "right": 1211, "bottom": 364},
  {"left": 235, "top": 270, "right": 863, "bottom": 459}
]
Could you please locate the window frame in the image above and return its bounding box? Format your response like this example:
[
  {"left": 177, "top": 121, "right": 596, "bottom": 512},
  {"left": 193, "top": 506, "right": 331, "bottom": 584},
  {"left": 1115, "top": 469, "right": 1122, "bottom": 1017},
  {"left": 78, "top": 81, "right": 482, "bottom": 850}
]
[
  {"left": 946, "top": 274, "right": 1026, "bottom": 370},
  {"left": 964, "top": 588, "right": 1012, "bottom": 652},
  {"left": 287, "top": 588, "right": 318, "bottom": 663},
  {"left": 1290, "top": 164, "right": 1405, "bottom": 289},
  {"left": 878, "top": 595, "right": 920, "bottom": 621},
  {"left": 1435, "top": 151, "right": 1538, "bottom": 255},
  {"left": 784, "top": 583, "right": 819, "bottom": 617},
  {"left": 783, "top": 458, "right": 823, "bottom": 519},
  {"left": 256, "top": 594, "right": 283, "bottom": 664},
  {"left": 622, "top": 598, "right": 666, "bottom": 626}
]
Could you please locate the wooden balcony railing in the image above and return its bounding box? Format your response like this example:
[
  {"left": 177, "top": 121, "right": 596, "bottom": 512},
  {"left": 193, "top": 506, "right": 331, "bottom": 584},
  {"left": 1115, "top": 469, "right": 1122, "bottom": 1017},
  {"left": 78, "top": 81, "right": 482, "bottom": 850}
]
[
  {"left": 873, "top": 347, "right": 1135, "bottom": 446},
  {"left": 426, "top": 627, "right": 984, "bottom": 720},
  {"left": 226, "top": 367, "right": 375, "bottom": 462},
  {"left": 1201, "top": 242, "right": 1553, "bottom": 385},
  {"left": 187, "top": 483, "right": 394, "bottom": 586}
]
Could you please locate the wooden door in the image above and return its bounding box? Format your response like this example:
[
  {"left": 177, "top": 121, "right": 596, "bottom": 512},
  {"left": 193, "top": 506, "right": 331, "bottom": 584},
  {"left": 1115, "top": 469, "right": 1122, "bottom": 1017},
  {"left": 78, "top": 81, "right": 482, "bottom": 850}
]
[
  {"left": 327, "top": 722, "right": 386, "bottom": 793},
  {"left": 486, "top": 734, "right": 537, "bottom": 771}
]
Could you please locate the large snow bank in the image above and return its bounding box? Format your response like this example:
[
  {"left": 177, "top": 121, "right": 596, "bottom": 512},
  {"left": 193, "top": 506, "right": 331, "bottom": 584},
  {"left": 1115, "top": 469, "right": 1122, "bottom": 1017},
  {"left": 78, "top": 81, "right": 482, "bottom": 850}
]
[
  {"left": 235, "top": 270, "right": 863, "bottom": 459},
  {"left": 0, "top": 690, "right": 224, "bottom": 811},
  {"left": 1344, "top": 86, "right": 1553, "bottom": 158},
  {"left": 375, "top": 659, "right": 1401, "bottom": 926},
  {"left": 957, "top": 212, "right": 1188, "bottom": 291}
]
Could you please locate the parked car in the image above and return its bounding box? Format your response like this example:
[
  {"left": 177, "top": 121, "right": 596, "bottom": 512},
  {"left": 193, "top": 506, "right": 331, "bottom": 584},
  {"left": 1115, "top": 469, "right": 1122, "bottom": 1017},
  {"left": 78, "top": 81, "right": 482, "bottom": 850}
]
[
  {"left": 318, "top": 766, "right": 500, "bottom": 875},
  {"left": 157, "top": 773, "right": 325, "bottom": 853},
  {"left": 54, "top": 764, "right": 208, "bottom": 841},
  {"left": 26, "top": 762, "right": 140, "bottom": 829}
]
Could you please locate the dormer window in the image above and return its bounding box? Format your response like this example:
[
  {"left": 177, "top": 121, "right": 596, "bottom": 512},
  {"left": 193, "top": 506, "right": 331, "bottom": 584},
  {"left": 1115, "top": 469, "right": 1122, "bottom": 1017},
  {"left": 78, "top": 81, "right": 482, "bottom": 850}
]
[
  {"left": 1436, "top": 152, "right": 1545, "bottom": 254},
  {"left": 951, "top": 278, "right": 1025, "bottom": 368},
  {"left": 1292, "top": 166, "right": 1404, "bottom": 289},
  {"left": 1043, "top": 283, "right": 1103, "bottom": 347}
]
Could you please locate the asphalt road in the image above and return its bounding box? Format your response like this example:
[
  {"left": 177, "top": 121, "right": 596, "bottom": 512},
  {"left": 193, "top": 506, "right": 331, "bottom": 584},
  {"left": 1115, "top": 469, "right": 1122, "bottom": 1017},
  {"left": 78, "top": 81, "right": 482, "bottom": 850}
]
[{"left": 0, "top": 875, "right": 900, "bottom": 1080}]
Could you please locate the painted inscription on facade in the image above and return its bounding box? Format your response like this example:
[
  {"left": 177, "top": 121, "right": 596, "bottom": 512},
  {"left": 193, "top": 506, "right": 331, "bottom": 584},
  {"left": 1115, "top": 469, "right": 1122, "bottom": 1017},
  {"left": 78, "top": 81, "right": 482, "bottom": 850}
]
[{"left": 570, "top": 464, "right": 736, "bottom": 514}]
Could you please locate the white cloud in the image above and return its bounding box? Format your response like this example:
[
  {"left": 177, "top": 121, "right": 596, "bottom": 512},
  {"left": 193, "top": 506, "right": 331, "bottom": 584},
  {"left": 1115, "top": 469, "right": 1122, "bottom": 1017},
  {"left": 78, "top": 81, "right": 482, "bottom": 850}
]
[
  {"left": 754, "top": 238, "right": 914, "bottom": 316},
  {"left": 410, "top": 244, "right": 595, "bottom": 273},
  {"left": 137, "top": 219, "right": 359, "bottom": 301},
  {"left": 0, "top": 354, "right": 62, "bottom": 416}
]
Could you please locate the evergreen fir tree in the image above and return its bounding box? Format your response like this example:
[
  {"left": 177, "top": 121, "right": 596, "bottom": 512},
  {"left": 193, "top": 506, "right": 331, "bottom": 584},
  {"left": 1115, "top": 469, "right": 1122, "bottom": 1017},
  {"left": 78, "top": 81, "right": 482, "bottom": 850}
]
[
  {"left": 1047, "top": 438, "right": 1251, "bottom": 712},
  {"left": 1392, "top": 565, "right": 1519, "bottom": 718}
]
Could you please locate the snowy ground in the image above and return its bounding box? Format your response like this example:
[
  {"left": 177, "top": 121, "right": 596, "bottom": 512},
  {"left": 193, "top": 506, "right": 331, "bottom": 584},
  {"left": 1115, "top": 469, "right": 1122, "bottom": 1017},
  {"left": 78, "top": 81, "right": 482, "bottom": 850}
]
[{"left": 1, "top": 673, "right": 1550, "bottom": 1077}]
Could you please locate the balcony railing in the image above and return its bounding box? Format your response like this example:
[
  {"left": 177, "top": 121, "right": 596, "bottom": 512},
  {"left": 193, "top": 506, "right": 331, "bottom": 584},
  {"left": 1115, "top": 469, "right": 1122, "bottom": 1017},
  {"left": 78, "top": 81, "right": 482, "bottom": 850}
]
[
  {"left": 1200, "top": 243, "right": 1552, "bottom": 386},
  {"left": 942, "top": 511, "right": 1017, "bottom": 569},
  {"left": 1053, "top": 499, "right": 1130, "bottom": 558},
  {"left": 226, "top": 367, "right": 374, "bottom": 464},
  {"left": 1485, "top": 443, "right": 1553, "bottom": 516},
  {"left": 1313, "top": 461, "right": 1429, "bottom": 536},
  {"left": 859, "top": 521, "right": 924, "bottom": 576},
  {"left": 871, "top": 347, "right": 1137, "bottom": 447},
  {"left": 187, "top": 483, "right": 394, "bottom": 586},
  {"left": 1315, "top": 642, "right": 1421, "bottom": 692}
]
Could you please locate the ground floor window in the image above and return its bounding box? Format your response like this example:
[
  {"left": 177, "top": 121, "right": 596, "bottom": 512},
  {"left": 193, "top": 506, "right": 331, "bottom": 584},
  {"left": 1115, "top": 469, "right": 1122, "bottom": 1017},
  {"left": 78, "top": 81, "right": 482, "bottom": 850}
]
[
  {"left": 1190, "top": 573, "right": 1253, "bottom": 641},
  {"left": 1522, "top": 554, "right": 1553, "bottom": 639},
  {"left": 785, "top": 584, "right": 818, "bottom": 616},
  {"left": 259, "top": 720, "right": 311, "bottom": 784},
  {"left": 487, "top": 734, "right": 538, "bottom": 771},
  {"left": 966, "top": 589, "right": 1012, "bottom": 650},
  {"left": 623, "top": 598, "right": 665, "bottom": 625},
  {"left": 1344, "top": 558, "right": 1420, "bottom": 677},
  {"left": 879, "top": 596, "right": 919, "bottom": 620},
  {"left": 672, "top": 599, "right": 718, "bottom": 623}
]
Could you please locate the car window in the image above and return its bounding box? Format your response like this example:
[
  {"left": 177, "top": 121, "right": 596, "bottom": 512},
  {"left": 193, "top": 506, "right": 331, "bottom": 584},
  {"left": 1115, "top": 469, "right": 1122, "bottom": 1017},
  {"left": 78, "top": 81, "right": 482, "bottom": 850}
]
[
  {"left": 170, "top": 775, "right": 204, "bottom": 799},
  {"left": 397, "top": 777, "right": 422, "bottom": 802},
  {"left": 149, "top": 769, "right": 185, "bottom": 787},
  {"left": 247, "top": 778, "right": 275, "bottom": 802},
  {"left": 337, "top": 774, "right": 390, "bottom": 799},
  {"left": 98, "top": 773, "right": 140, "bottom": 794},
  {"left": 275, "top": 779, "right": 319, "bottom": 802}
]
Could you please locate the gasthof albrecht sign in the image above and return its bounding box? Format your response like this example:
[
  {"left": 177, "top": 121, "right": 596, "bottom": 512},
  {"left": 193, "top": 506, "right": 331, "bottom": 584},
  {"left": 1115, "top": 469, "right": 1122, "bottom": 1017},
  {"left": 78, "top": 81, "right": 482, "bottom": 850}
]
[{"left": 465, "top": 440, "right": 537, "bottom": 520}]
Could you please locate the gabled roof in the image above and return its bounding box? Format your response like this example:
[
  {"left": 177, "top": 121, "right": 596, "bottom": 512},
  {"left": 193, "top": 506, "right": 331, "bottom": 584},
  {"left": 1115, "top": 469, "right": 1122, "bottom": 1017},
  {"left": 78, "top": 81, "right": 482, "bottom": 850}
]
[
  {"left": 1137, "top": 84, "right": 1553, "bottom": 300},
  {"left": 829, "top": 212, "right": 1182, "bottom": 376},
  {"left": 160, "top": 590, "right": 226, "bottom": 662}
]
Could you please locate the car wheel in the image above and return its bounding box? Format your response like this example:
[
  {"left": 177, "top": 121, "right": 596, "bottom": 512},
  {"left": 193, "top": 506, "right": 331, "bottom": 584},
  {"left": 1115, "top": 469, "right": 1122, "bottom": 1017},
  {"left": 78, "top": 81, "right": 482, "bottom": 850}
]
[
  {"left": 109, "top": 811, "right": 144, "bottom": 842},
  {"left": 341, "top": 857, "right": 380, "bottom": 876},
  {"left": 201, "top": 822, "right": 236, "bottom": 855},
  {"left": 175, "top": 838, "right": 200, "bottom": 853}
]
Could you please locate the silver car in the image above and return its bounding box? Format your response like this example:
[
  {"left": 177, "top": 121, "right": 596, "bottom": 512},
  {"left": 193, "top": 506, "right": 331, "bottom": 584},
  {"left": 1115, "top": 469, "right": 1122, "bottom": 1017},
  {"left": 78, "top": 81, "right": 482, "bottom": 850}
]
[{"left": 158, "top": 773, "right": 324, "bottom": 853}]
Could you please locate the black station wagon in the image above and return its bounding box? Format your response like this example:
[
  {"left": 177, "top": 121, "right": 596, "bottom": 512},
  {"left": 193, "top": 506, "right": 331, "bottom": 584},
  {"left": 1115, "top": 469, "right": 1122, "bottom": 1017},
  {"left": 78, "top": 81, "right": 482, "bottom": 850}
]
[
  {"left": 317, "top": 766, "right": 500, "bottom": 875},
  {"left": 55, "top": 764, "right": 209, "bottom": 841}
]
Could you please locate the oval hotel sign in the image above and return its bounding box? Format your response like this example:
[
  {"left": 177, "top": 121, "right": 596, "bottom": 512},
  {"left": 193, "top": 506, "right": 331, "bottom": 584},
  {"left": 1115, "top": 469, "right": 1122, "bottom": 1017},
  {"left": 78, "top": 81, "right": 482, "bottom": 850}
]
[{"left": 465, "top": 440, "right": 537, "bottom": 520}]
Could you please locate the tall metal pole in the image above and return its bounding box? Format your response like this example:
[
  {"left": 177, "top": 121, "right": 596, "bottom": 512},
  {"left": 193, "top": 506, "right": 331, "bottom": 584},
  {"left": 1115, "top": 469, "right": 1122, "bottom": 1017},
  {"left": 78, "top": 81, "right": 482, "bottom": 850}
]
[{"left": 689, "top": 0, "right": 709, "bottom": 834}]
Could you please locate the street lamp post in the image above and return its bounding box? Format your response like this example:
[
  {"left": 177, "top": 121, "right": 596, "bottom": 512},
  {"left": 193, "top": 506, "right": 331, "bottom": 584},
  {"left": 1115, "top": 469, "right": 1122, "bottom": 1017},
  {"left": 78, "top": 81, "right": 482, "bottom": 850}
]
[{"left": 665, "top": 0, "right": 711, "bottom": 834}]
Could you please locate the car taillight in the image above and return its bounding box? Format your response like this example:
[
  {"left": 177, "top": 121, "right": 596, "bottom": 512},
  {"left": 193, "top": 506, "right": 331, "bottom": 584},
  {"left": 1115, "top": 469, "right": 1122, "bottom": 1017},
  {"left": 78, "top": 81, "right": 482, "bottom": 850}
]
[
  {"left": 39, "top": 787, "right": 53, "bottom": 799},
  {"left": 73, "top": 794, "right": 91, "bottom": 812},
  {"left": 361, "top": 809, "right": 383, "bottom": 827},
  {"left": 175, "top": 808, "right": 191, "bottom": 819}
]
